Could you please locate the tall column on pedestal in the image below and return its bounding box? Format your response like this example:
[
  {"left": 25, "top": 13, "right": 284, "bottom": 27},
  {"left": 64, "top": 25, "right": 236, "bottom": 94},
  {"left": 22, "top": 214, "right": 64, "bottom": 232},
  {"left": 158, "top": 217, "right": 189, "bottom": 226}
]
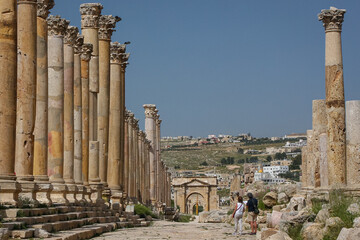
[
  {"left": 15, "top": 0, "right": 37, "bottom": 182},
  {"left": 133, "top": 120, "right": 140, "bottom": 199},
  {"left": 318, "top": 7, "right": 346, "bottom": 186},
  {"left": 123, "top": 110, "right": 129, "bottom": 195},
  {"left": 155, "top": 116, "right": 162, "bottom": 203},
  {"left": 120, "top": 50, "right": 129, "bottom": 190},
  {"left": 305, "top": 129, "right": 314, "bottom": 189},
  {"left": 107, "top": 42, "right": 122, "bottom": 196},
  {"left": 143, "top": 104, "right": 157, "bottom": 204},
  {"left": 145, "top": 140, "right": 151, "bottom": 204},
  {"left": 0, "top": 0, "right": 18, "bottom": 205},
  {"left": 98, "top": 15, "right": 121, "bottom": 188},
  {"left": 47, "top": 15, "right": 69, "bottom": 204},
  {"left": 73, "top": 35, "right": 84, "bottom": 186},
  {"left": 34, "top": 0, "right": 54, "bottom": 182},
  {"left": 139, "top": 131, "right": 145, "bottom": 202},
  {"left": 80, "top": 43, "right": 93, "bottom": 186},
  {"left": 127, "top": 112, "right": 135, "bottom": 198}
]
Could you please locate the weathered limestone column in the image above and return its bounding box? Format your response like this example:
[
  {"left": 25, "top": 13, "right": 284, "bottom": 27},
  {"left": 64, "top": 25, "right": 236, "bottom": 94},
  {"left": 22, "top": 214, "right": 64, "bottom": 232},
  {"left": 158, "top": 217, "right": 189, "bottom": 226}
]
[
  {"left": 80, "top": 43, "right": 92, "bottom": 187},
  {"left": 73, "top": 35, "right": 85, "bottom": 202},
  {"left": 33, "top": 0, "right": 54, "bottom": 205},
  {"left": 0, "top": 0, "right": 19, "bottom": 205},
  {"left": 80, "top": 3, "right": 102, "bottom": 141},
  {"left": 167, "top": 172, "right": 171, "bottom": 207},
  {"left": 318, "top": 7, "right": 346, "bottom": 186},
  {"left": 107, "top": 42, "right": 122, "bottom": 200},
  {"left": 123, "top": 110, "right": 130, "bottom": 195},
  {"left": 305, "top": 130, "right": 314, "bottom": 189},
  {"left": 98, "top": 15, "right": 121, "bottom": 188},
  {"left": 63, "top": 26, "right": 78, "bottom": 203},
  {"left": 139, "top": 131, "right": 145, "bottom": 202},
  {"left": 301, "top": 145, "right": 308, "bottom": 188},
  {"left": 312, "top": 100, "right": 327, "bottom": 188},
  {"left": 15, "top": 0, "right": 37, "bottom": 191},
  {"left": 119, "top": 50, "right": 129, "bottom": 191},
  {"left": 155, "top": 116, "right": 162, "bottom": 203},
  {"left": 127, "top": 112, "right": 135, "bottom": 198},
  {"left": 47, "top": 15, "right": 69, "bottom": 204},
  {"left": 346, "top": 101, "right": 360, "bottom": 188},
  {"left": 319, "top": 133, "right": 328, "bottom": 188},
  {"left": 73, "top": 35, "right": 83, "bottom": 185},
  {"left": 145, "top": 140, "right": 151, "bottom": 205},
  {"left": 133, "top": 120, "right": 140, "bottom": 200},
  {"left": 143, "top": 104, "right": 157, "bottom": 204}
]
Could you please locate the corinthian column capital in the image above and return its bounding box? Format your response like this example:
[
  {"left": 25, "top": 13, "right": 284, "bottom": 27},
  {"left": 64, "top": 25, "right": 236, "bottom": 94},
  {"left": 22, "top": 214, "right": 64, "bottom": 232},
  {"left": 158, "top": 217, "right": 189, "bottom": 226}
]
[
  {"left": 143, "top": 104, "right": 157, "bottom": 118},
  {"left": 74, "top": 35, "right": 84, "bottom": 54},
  {"left": 318, "top": 7, "right": 346, "bottom": 32},
  {"left": 64, "top": 26, "right": 79, "bottom": 46},
  {"left": 47, "top": 15, "right": 69, "bottom": 37},
  {"left": 80, "top": 3, "right": 103, "bottom": 29},
  {"left": 110, "top": 42, "right": 122, "bottom": 64},
  {"left": 80, "top": 43, "right": 93, "bottom": 61},
  {"left": 37, "top": 0, "right": 54, "bottom": 19},
  {"left": 98, "top": 15, "right": 121, "bottom": 41}
]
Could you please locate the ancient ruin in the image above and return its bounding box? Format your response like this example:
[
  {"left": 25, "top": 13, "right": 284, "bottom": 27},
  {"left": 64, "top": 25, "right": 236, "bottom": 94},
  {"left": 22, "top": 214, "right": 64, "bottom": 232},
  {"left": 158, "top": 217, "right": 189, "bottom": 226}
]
[{"left": 0, "top": 1, "right": 172, "bottom": 238}]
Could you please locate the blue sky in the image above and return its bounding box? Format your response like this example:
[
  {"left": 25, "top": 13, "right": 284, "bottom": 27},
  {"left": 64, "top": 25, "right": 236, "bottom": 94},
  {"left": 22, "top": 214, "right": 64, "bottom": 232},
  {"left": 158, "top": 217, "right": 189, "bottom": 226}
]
[{"left": 52, "top": 1, "right": 360, "bottom": 138}]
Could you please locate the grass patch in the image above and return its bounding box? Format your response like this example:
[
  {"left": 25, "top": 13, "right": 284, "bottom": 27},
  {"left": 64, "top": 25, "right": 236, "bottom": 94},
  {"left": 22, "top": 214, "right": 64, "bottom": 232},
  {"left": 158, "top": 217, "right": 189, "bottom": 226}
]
[
  {"left": 287, "top": 224, "right": 303, "bottom": 240},
  {"left": 175, "top": 214, "right": 192, "bottom": 222},
  {"left": 311, "top": 198, "right": 328, "bottom": 215},
  {"left": 227, "top": 209, "right": 233, "bottom": 215},
  {"left": 134, "top": 204, "right": 158, "bottom": 219}
]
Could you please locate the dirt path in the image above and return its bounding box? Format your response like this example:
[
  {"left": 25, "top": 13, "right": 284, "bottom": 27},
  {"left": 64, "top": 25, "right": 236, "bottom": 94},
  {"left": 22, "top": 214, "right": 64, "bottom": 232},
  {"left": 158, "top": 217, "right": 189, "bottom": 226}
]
[{"left": 93, "top": 220, "right": 258, "bottom": 240}]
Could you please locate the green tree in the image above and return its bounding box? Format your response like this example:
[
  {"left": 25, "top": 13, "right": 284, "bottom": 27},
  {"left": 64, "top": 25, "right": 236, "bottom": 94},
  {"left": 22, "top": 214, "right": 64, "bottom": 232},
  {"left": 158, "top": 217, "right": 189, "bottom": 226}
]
[
  {"left": 200, "top": 161, "right": 208, "bottom": 166},
  {"left": 266, "top": 155, "right": 272, "bottom": 162}
]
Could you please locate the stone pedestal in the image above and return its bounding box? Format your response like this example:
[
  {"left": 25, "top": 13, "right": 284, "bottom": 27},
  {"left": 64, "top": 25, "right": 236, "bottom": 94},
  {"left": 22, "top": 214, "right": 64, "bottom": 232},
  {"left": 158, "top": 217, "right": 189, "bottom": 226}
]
[
  {"left": 346, "top": 101, "right": 360, "bottom": 187},
  {"left": 0, "top": 181, "right": 20, "bottom": 206},
  {"left": 65, "top": 184, "right": 78, "bottom": 204},
  {"left": 75, "top": 185, "right": 86, "bottom": 205},
  {"left": 18, "top": 182, "right": 38, "bottom": 205},
  {"left": 90, "top": 183, "right": 104, "bottom": 205},
  {"left": 51, "top": 183, "right": 69, "bottom": 205},
  {"left": 319, "top": 7, "right": 346, "bottom": 187},
  {"left": 35, "top": 182, "right": 53, "bottom": 206}
]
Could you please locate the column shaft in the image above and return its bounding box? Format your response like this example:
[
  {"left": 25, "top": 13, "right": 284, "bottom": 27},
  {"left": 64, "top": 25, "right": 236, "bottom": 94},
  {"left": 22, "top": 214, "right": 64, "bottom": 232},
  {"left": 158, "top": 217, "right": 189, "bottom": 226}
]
[{"left": 346, "top": 101, "right": 360, "bottom": 186}]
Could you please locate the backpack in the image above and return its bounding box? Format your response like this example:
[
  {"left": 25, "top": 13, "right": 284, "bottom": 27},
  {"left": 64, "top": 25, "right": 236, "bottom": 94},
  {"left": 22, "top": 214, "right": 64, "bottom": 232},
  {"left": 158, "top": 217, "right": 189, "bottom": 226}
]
[{"left": 252, "top": 198, "right": 260, "bottom": 214}]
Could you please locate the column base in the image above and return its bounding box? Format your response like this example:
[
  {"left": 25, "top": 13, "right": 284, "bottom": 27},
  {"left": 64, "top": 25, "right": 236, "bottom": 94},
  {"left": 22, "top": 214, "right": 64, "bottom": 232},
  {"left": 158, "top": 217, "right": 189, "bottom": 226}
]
[
  {"left": 17, "top": 181, "right": 39, "bottom": 207},
  {"left": 35, "top": 181, "right": 53, "bottom": 206},
  {"left": 102, "top": 186, "right": 111, "bottom": 205},
  {"left": 83, "top": 186, "right": 92, "bottom": 204},
  {"left": 75, "top": 185, "right": 86, "bottom": 205},
  {"left": 90, "top": 183, "right": 104, "bottom": 205},
  {"left": 66, "top": 184, "right": 78, "bottom": 205},
  {"left": 50, "top": 183, "right": 69, "bottom": 205},
  {"left": 0, "top": 180, "right": 20, "bottom": 206}
]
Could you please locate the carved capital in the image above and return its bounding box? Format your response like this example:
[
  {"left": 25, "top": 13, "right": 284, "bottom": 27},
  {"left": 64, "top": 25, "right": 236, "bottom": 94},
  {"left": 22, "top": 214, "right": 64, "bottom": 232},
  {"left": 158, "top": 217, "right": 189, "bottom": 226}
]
[
  {"left": 47, "top": 15, "right": 69, "bottom": 37},
  {"left": 98, "top": 15, "right": 121, "bottom": 40},
  {"left": 64, "top": 26, "right": 79, "bottom": 46},
  {"left": 110, "top": 42, "right": 122, "bottom": 63},
  {"left": 80, "top": 3, "right": 103, "bottom": 29},
  {"left": 122, "top": 53, "right": 130, "bottom": 62},
  {"left": 74, "top": 35, "right": 84, "bottom": 54},
  {"left": 80, "top": 43, "right": 93, "bottom": 61},
  {"left": 318, "top": 7, "right": 346, "bottom": 32},
  {"left": 37, "top": 0, "right": 54, "bottom": 19},
  {"left": 143, "top": 104, "right": 157, "bottom": 118},
  {"left": 156, "top": 119, "right": 162, "bottom": 125}
]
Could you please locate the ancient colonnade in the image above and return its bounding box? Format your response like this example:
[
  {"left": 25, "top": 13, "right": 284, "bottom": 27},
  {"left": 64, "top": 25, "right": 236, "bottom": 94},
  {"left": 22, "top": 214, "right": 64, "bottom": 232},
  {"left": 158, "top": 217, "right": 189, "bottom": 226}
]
[
  {"left": 0, "top": 0, "right": 171, "bottom": 209},
  {"left": 302, "top": 7, "right": 360, "bottom": 192}
]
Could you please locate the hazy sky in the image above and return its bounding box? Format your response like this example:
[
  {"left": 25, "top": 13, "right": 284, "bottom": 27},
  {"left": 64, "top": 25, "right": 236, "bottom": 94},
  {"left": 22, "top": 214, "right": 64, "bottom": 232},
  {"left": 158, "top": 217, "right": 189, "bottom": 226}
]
[{"left": 52, "top": 1, "right": 360, "bottom": 138}]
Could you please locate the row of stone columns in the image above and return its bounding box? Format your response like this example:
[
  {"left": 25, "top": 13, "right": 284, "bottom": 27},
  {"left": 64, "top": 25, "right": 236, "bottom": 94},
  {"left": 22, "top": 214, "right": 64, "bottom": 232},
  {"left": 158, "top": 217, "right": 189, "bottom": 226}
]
[
  {"left": 302, "top": 7, "right": 360, "bottom": 191},
  {"left": 0, "top": 0, "right": 172, "bottom": 208}
]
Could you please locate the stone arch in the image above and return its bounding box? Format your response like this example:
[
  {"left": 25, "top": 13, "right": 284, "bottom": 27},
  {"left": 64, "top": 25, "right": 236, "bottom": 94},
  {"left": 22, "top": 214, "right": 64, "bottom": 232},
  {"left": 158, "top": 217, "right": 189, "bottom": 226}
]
[{"left": 186, "top": 192, "right": 206, "bottom": 214}]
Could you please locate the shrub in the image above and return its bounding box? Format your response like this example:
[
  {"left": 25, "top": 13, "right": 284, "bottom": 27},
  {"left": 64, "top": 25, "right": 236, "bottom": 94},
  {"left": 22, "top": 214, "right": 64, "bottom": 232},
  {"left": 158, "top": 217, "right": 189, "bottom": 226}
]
[
  {"left": 311, "top": 198, "right": 328, "bottom": 215},
  {"left": 176, "top": 214, "right": 192, "bottom": 222},
  {"left": 287, "top": 223, "right": 303, "bottom": 240},
  {"left": 134, "top": 204, "right": 158, "bottom": 218}
]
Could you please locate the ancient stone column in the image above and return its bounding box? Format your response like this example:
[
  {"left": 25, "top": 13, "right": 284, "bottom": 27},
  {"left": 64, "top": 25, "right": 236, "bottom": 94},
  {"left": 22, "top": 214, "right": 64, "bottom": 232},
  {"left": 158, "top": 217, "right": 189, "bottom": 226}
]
[
  {"left": 15, "top": 0, "right": 37, "bottom": 185},
  {"left": 312, "top": 100, "right": 327, "bottom": 188},
  {"left": 346, "top": 101, "right": 360, "bottom": 187},
  {"left": 73, "top": 35, "right": 85, "bottom": 202},
  {"left": 133, "top": 120, "right": 140, "bottom": 200},
  {"left": 127, "top": 112, "right": 135, "bottom": 198},
  {"left": 0, "top": 0, "right": 19, "bottom": 205},
  {"left": 143, "top": 104, "right": 157, "bottom": 204},
  {"left": 73, "top": 35, "right": 84, "bottom": 186},
  {"left": 98, "top": 15, "right": 121, "bottom": 188},
  {"left": 145, "top": 140, "right": 151, "bottom": 204},
  {"left": 319, "top": 133, "right": 328, "bottom": 188},
  {"left": 318, "top": 7, "right": 346, "bottom": 186},
  {"left": 167, "top": 172, "right": 171, "bottom": 207},
  {"left": 139, "top": 131, "right": 145, "bottom": 202},
  {"left": 63, "top": 26, "right": 78, "bottom": 203},
  {"left": 34, "top": 0, "right": 54, "bottom": 182},
  {"left": 123, "top": 110, "right": 130, "bottom": 195},
  {"left": 47, "top": 15, "right": 69, "bottom": 204},
  {"left": 301, "top": 145, "right": 308, "bottom": 188},
  {"left": 155, "top": 116, "right": 162, "bottom": 203},
  {"left": 107, "top": 42, "right": 122, "bottom": 199},
  {"left": 33, "top": 0, "right": 55, "bottom": 205},
  {"left": 80, "top": 43, "right": 93, "bottom": 186},
  {"left": 80, "top": 3, "right": 102, "bottom": 141}
]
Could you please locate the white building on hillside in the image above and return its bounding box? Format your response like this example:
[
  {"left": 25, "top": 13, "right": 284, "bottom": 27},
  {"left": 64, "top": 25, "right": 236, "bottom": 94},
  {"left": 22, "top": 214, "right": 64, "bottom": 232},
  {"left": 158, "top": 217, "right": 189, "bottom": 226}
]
[{"left": 263, "top": 166, "right": 289, "bottom": 178}]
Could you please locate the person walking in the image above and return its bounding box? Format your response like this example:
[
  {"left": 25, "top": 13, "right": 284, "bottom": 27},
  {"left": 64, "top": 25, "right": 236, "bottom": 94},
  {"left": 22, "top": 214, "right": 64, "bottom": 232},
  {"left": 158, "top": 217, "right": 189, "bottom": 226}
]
[
  {"left": 232, "top": 196, "right": 245, "bottom": 235},
  {"left": 246, "top": 192, "right": 259, "bottom": 235}
]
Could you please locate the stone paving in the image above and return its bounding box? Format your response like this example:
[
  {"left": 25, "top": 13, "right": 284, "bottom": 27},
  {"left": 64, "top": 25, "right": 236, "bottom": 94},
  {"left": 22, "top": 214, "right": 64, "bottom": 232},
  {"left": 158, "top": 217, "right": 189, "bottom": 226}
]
[{"left": 94, "top": 219, "right": 257, "bottom": 240}]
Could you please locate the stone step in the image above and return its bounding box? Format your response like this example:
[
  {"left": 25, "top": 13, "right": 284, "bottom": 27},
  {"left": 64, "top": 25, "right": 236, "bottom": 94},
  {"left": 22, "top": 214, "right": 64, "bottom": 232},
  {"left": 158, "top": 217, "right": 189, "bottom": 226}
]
[
  {"left": 2, "top": 221, "right": 26, "bottom": 230},
  {"left": 30, "top": 216, "right": 118, "bottom": 233},
  {"left": 47, "top": 223, "right": 117, "bottom": 240}
]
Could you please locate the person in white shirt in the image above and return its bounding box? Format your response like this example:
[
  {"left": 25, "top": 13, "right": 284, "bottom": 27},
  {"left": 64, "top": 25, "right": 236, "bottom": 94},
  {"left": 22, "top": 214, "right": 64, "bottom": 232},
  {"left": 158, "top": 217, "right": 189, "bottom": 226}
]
[{"left": 232, "top": 196, "right": 245, "bottom": 235}]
